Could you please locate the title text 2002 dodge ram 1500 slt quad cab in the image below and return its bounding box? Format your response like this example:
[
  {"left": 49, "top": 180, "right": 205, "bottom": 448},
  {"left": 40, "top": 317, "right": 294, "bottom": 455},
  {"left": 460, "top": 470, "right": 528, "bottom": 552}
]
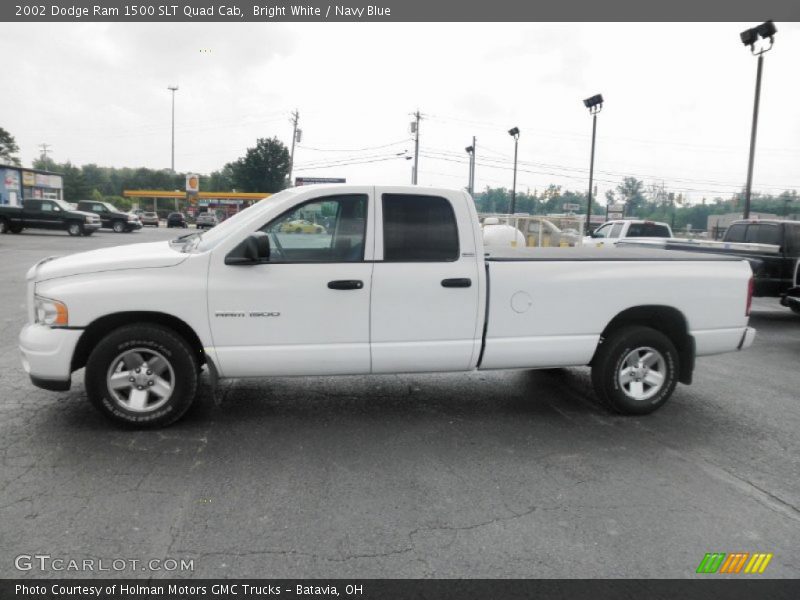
[{"left": 20, "top": 185, "right": 756, "bottom": 427}]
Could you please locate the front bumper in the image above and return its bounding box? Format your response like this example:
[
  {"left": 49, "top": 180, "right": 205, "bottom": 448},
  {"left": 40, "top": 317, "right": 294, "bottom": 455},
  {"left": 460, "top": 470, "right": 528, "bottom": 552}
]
[
  {"left": 19, "top": 323, "right": 83, "bottom": 391},
  {"left": 84, "top": 222, "right": 101, "bottom": 232},
  {"left": 738, "top": 326, "right": 756, "bottom": 350},
  {"left": 126, "top": 222, "right": 142, "bottom": 231}
]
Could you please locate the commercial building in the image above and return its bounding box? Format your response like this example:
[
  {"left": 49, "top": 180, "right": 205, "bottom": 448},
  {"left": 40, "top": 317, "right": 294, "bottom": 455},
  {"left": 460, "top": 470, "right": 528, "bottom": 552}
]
[{"left": 0, "top": 164, "right": 64, "bottom": 206}]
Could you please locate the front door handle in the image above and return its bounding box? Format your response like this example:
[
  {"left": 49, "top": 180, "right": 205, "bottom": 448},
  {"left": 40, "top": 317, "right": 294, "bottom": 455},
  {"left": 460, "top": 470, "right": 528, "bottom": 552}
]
[
  {"left": 441, "top": 278, "right": 472, "bottom": 288},
  {"left": 328, "top": 280, "right": 364, "bottom": 290}
]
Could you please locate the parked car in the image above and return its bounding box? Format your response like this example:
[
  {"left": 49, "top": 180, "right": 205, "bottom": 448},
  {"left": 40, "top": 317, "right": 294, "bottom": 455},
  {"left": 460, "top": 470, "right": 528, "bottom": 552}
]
[
  {"left": 140, "top": 212, "right": 160, "bottom": 227},
  {"left": 279, "top": 219, "right": 325, "bottom": 234},
  {"left": 19, "top": 185, "right": 756, "bottom": 428},
  {"left": 76, "top": 200, "right": 142, "bottom": 233},
  {"left": 585, "top": 220, "right": 673, "bottom": 247},
  {"left": 0, "top": 198, "right": 101, "bottom": 236},
  {"left": 196, "top": 212, "right": 219, "bottom": 230},
  {"left": 166, "top": 212, "right": 188, "bottom": 228}
]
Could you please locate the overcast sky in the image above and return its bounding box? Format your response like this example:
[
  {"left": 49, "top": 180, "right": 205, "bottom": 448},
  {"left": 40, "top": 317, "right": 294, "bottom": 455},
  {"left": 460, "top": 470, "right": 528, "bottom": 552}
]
[{"left": 3, "top": 22, "right": 799, "bottom": 203}]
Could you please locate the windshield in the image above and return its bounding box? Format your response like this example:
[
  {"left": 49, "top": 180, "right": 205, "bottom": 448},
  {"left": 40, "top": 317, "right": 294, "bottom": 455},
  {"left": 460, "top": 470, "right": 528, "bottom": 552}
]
[
  {"left": 102, "top": 202, "right": 119, "bottom": 212},
  {"left": 54, "top": 199, "right": 75, "bottom": 212}
]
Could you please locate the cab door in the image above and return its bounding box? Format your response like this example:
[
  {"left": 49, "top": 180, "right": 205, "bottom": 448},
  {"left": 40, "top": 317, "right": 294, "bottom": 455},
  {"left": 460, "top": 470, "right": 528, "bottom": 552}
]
[
  {"left": 369, "top": 189, "right": 482, "bottom": 373},
  {"left": 207, "top": 191, "right": 375, "bottom": 377}
]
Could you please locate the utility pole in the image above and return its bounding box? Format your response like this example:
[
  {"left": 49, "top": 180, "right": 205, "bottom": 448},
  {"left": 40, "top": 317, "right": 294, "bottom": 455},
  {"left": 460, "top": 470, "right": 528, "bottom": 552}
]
[
  {"left": 411, "top": 110, "right": 421, "bottom": 185},
  {"left": 289, "top": 109, "right": 300, "bottom": 186},
  {"left": 470, "top": 136, "right": 476, "bottom": 195},
  {"left": 38, "top": 143, "right": 52, "bottom": 167},
  {"left": 167, "top": 85, "right": 179, "bottom": 172}
]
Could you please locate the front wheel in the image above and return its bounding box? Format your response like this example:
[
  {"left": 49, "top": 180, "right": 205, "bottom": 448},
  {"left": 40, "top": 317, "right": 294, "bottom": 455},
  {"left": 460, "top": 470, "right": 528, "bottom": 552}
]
[
  {"left": 67, "top": 222, "right": 84, "bottom": 236},
  {"left": 112, "top": 221, "right": 126, "bottom": 233},
  {"left": 85, "top": 324, "right": 199, "bottom": 428},
  {"left": 591, "top": 325, "right": 679, "bottom": 415}
]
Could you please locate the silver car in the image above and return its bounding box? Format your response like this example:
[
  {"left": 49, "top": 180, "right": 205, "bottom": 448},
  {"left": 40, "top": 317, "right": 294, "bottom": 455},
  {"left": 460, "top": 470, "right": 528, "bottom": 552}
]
[{"left": 196, "top": 212, "right": 219, "bottom": 230}]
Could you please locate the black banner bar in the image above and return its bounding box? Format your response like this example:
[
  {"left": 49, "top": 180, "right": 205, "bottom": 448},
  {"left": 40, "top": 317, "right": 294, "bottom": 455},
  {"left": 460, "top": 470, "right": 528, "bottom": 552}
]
[
  {"left": 3, "top": 579, "right": 800, "bottom": 600},
  {"left": 3, "top": 0, "right": 800, "bottom": 22}
]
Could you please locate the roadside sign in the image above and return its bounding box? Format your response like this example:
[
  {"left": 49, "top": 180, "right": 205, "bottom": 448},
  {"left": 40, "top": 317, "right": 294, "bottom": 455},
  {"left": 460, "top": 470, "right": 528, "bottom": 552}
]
[
  {"left": 295, "top": 177, "right": 346, "bottom": 186},
  {"left": 563, "top": 203, "right": 580, "bottom": 211}
]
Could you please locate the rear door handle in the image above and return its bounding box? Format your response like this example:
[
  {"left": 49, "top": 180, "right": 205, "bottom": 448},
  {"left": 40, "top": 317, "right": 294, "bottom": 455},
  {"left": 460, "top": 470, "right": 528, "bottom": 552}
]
[
  {"left": 441, "top": 278, "right": 472, "bottom": 288},
  {"left": 328, "top": 280, "right": 364, "bottom": 290}
]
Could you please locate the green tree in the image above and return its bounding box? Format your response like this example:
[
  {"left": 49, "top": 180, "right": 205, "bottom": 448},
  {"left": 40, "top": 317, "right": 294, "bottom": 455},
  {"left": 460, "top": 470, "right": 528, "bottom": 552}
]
[
  {"left": 0, "top": 127, "right": 21, "bottom": 166},
  {"left": 229, "top": 137, "right": 291, "bottom": 193},
  {"left": 616, "top": 177, "right": 646, "bottom": 214}
]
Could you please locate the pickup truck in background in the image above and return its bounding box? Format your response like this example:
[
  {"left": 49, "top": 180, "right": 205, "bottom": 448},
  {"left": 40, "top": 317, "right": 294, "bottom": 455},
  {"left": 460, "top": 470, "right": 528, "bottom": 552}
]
[
  {"left": 0, "top": 199, "right": 102, "bottom": 236},
  {"left": 585, "top": 219, "right": 673, "bottom": 247},
  {"left": 76, "top": 200, "right": 142, "bottom": 233},
  {"left": 20, "top": 185, "right": 755, "bottom": 428},
  {"left": 618, "top": 219, "right": 800, "bottom": 313}
]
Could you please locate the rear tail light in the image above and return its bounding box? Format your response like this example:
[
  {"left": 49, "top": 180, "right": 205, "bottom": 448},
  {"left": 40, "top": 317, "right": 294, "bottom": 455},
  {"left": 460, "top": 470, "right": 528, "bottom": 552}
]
[{"left": 746, "top": 276, "right": 754, "bottom": 317}]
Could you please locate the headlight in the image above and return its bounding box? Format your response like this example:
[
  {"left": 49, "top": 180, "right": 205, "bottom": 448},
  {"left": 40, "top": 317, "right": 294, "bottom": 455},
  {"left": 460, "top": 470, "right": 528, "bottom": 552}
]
[
  {"left": 34, "top": 295, "right": 69, "bottom": 327},
  {"left": 85, "top": 216, "right": 93, "bottom": 223}
]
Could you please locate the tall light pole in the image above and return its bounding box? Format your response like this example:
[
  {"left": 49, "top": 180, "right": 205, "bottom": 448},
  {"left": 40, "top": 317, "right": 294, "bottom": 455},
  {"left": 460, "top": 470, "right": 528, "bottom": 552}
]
[
  {"left": 508, "top": 127, "right": 520, "bottom": 214},
  {"left": 740, "top": 21, "right": 777, "bottom": 219},
  {"left": 167, "top": 85, "right": 179, "bottom": 172},
  {"left": 583, "top": 94, "right": 603, "bottom": 232}
]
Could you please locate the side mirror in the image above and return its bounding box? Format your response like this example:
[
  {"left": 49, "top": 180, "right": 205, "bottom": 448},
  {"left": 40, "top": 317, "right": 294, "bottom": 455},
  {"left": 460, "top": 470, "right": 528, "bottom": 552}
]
[{"left": 225, "top": 232, "right": 270, "bottom": 265}]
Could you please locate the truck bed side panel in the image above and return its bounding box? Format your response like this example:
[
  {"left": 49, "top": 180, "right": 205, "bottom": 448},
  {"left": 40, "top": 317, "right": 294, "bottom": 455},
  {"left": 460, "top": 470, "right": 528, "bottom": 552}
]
[{"left": 480, "top": 259, "right": 752, "bottom": 370}]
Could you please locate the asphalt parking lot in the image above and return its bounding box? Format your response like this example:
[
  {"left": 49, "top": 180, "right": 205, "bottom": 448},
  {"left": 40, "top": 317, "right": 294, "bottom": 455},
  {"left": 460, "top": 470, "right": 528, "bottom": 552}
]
[{"left": 0, "top": 226, "right": 798, "bottom": 579}]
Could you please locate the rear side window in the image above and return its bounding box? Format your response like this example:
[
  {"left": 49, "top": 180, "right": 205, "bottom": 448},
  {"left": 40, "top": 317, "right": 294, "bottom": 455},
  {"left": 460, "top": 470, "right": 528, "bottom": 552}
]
[
  {"left": 627, "top": 223, "right": 670, "bottom": 237},
  {"left": 784, "top": 224, "right": 800, "bottom": 255},
  {"left": 746, "top": 224, "right": 781, "bottom": 245},
  {"left": 382, "top": 194, "right": 459, "bottom": 261}
]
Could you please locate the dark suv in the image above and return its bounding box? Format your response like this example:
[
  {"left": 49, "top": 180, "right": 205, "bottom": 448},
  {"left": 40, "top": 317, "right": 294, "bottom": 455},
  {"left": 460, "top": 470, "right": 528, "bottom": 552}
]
[
  {"left": 167, "top": 212, "right": 188, "bottom": 228},
  {"left": 76, "top": 200, "right": 141, "bottom": 233}
]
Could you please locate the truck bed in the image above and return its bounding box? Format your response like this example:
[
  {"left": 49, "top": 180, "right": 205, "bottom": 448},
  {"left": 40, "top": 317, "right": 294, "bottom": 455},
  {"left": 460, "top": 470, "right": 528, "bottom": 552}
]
[{"left": 485, "top": 246, "right": 744, "bottom": 262}]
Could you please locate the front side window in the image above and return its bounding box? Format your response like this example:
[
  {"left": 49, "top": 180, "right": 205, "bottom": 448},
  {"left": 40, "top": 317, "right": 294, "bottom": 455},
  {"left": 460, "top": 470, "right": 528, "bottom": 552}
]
[
  {"left": 382, "top": 194, "right": 459, "bottom": 261},
  {"left": 260, "top": 194, "right": 367, "bottom": 263},
  {"left": 609, "top": 223, "right": 624, "bottom": 238},
  {"left": 593, "top": 223, "right": 613, "bottom": 238},
  {"left": 746, "top": 224, "right": 781, "bottom": 245}
]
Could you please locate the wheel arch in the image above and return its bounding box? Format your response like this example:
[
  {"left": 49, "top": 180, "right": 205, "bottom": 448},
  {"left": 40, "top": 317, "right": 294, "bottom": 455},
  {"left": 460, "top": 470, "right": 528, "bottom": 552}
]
[
  {"left": 71, "top": 311, "right": 206, "bottom": 372},
  {"left": 593, "top": 305, "right": 695, "bottom": 385}
]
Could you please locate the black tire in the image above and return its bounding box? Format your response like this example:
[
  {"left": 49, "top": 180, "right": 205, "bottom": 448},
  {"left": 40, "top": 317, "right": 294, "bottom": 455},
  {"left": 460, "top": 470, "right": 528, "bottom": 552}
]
[
  {"left": 85, "top": 324, "right": 199, "bottom": 428},
  {"left": 112, "top": 220, "right": 126, "bottom": 233},
  {"left": 0, "top": 219, "right": 8, "bottom": 234},
  {"left": 591, "top": 325, "right": 679, "bottom": 415},
  {"left": 10, "top": 224, "right": 23, "bottom": 234},
  {"left": 67, "top": 221, "right": 84, "bottom": 236},
  {"left": 294, "top": 228, "right": 302, "bottom": 234}
]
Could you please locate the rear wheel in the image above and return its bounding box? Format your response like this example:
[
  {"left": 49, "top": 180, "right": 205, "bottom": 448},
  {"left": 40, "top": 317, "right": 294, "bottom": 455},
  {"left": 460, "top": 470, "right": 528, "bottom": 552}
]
[
  {"left": 10, "top": 225, "right": 23, "bottom": 234},
  {"left": 67, "top": 221, "right": 84, "bottom": 236},
  {"left": 591, "top": 325, "right": 679, "bottom": 415},
  {"left": 85, "top": 324, "right": 199, "bottom": 428}
]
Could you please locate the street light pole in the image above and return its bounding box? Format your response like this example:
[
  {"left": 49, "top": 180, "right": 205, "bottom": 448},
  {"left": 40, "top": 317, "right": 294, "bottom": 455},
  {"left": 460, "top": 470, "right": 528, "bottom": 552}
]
[
  {"left": 167, "top": 85, "right": 178, "bottom": 172},
  {"left": 465, "top": 140, "right": 475, "bottom": 195},
  {"left": 582, "top": 94, "right": 603, "bottom": 232},
  {"left": 508, "top": 127, "right": 520, "bottom": 214},
  {"left": 740, "top": 21, "right": 777, "bottom": 220}
]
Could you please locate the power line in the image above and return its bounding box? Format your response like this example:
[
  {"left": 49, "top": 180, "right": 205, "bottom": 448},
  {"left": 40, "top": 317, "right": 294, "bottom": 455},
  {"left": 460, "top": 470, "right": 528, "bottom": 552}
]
[{"left": 297, "top": 139, "right": 410, "bottom": 153}]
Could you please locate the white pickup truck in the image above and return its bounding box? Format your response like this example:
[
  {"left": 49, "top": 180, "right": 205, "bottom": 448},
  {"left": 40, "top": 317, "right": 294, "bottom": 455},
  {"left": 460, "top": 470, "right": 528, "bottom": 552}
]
[
  {"left": 20, "top": 185, "right": 755, "bottom": 427},
  {"left": 585, "top": 219, "right": 673, "bottom": 247}
]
